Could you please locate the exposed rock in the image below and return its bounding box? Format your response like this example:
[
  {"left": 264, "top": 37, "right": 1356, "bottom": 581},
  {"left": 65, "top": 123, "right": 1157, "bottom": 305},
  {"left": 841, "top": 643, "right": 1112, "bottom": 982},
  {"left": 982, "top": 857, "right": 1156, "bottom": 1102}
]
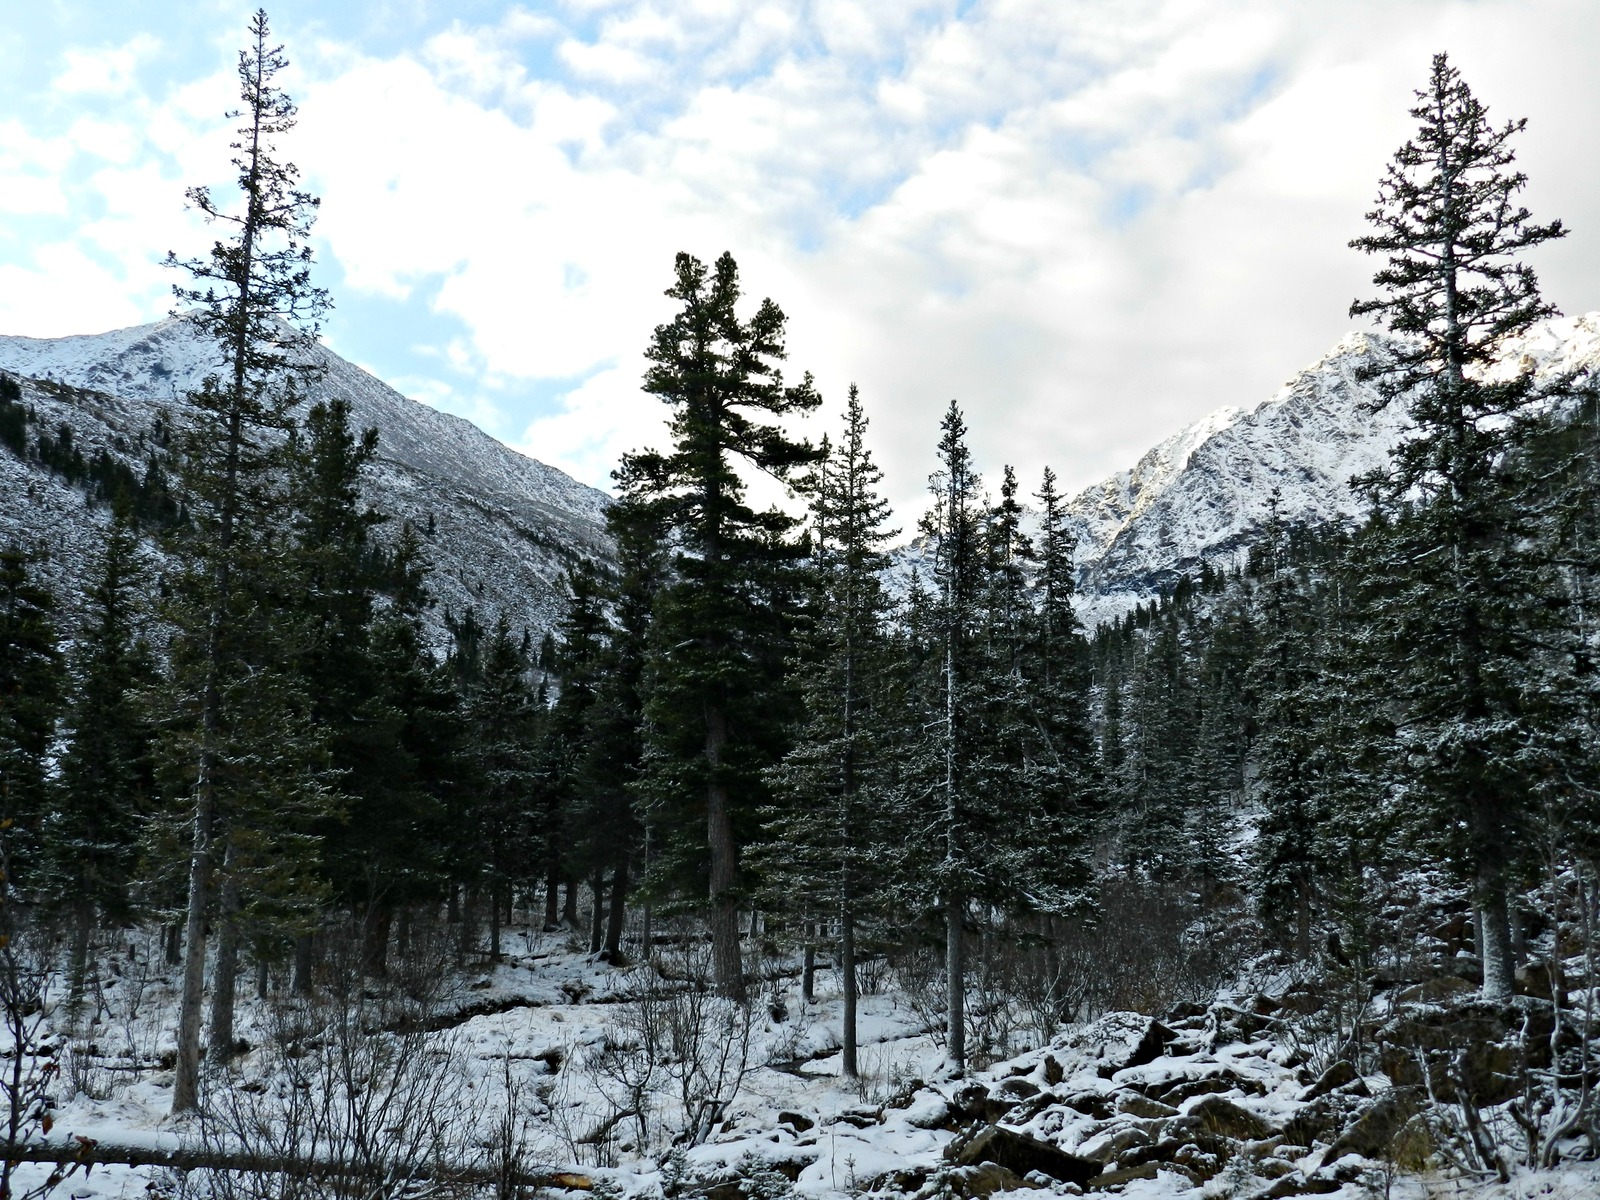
[
  {"left": 1078, "top": 1125, "right": 1151, "bottom": 1165},
  {"left": 776, "top": 1111, "right": 813, "bottom": 1133},
  {"left": 994, "top": 1076, "right": 1040, "bottom": 1100},
  {"left": 1156, "top": 1073, "right": 1266, "bottom": 1105},
  {"left": 1189, "top": 1095, "right": 1277, "bottom": 1141},
  {"left": 1115, "top": 1093, "right": 1178, "bottom": 1119},
  {"left": 1058, "top": 1012, "right": 1176, "bottom": 1078},
  {"left": 944, "top": 1163, "right": 1037, "bottom": 1198},
  {"left": 1515, "top": 961, "right": 1566, "bottom": 1004},
  {"left": 1376, "top": 1000, "right": 1555, "bottom": 1105},
  {"left": 1259, "top": 1175, "right": 1342, "bottom": 1198},
  {"left": 1087, "top": 1162, "right": 1198, "bottom": 1191},
  {"left": 1392, "top": 976, "right": 1474, "bottom": 1006},
  {"left": 1298, "top": 1060, "right": 1356, "bottom": 1102},
  {"left": 1317, "top": 1091, "right": 1424, "bottom": 1167},
  {"left": 955, "top": 1126, "right": 1103, "bottom": 1187},
  {"left": 1060, "top": 1092, "right": 1114, "bottom": 1120},
  {"left": 948, "top": 1082, "right": 1016, "bottom": 1124}
]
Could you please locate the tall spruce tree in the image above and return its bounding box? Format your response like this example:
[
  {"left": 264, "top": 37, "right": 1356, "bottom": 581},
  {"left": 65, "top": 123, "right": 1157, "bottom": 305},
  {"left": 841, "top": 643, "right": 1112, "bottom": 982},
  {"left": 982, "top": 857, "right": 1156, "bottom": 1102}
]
[
  {"left": 1349, "top": 52, "right": 1570, "bottom": 1000},
  {"left": 49, "top": 507, "right": 156, "bottom": 1001},
  {"left": 627, "top": 251, "right": 821, "bottom": 997},
  {"left": 464, "top": 614, "right": 540, "bottom": 963},
  {"left": 163, "top": 9, "right": 331, "bottom": 1109},
  {"left": 0, "top": 546, "right": 62, "bottom": 890},
  {"left": 758, "top": 385, "right": 897, "bottom": 1076}
]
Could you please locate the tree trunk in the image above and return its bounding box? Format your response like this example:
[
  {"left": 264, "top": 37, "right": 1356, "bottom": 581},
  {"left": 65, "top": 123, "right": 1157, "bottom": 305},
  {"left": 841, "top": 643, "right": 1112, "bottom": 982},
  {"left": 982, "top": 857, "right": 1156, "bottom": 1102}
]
[
  {"left": 457, "top": 890, "right": 476, "bottom": 967},
  {"left": 704, "top": 704, "right": 744, "bottom": 999},
  {"left": 802, "top": 931, "right": 816, "bottom": 1005},
  {"left": 207, "top": 847, "right": 241, "bottom": 1066},
  {"left": 67, "top": 902, "right": 93, "bottom": 1017},
  {"left": 561, "top": 877, "right": 579, "bottom": 927},
  {"left": 292, "top": 932, "right": 314, "bottom": 996},
  {"left": 255, "top": 941, "right": 268, "bottom": 1000},
  {"left": 543, "top": 863, "right": 559, "bottom": 931},
  {"left": 363, "top": 904, "right": 393, "bottom": 977},
  {"left": 1479, "top": 867, "right": 1515, "bottom": 1001},
  {"left": 603, "top": 859, "right": 628, "bottom": 963},
  {"left": 945, "top": 894, "right": 966, "bottom": 1075},
  {"left": 171, "top": 785, "right": 214, "bottom": 1113},
  {"left": 588, "top": 870, "right": 605, "bottom": 955},
  {"left": 841, "top": 908, "right": 858, "bottom": 1079},
  {"left": 165, "top": 922, "right": 181, "bottom": 968},
  {"left": 490, "top": 882, "right": 502, "bottom": 964}
]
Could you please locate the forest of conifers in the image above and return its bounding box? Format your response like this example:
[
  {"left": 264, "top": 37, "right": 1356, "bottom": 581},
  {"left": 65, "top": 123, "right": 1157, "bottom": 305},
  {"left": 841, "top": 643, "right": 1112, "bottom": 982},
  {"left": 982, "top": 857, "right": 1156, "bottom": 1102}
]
[{"left": 4, "top": 13, "right": 1600, "bottom": 1190}]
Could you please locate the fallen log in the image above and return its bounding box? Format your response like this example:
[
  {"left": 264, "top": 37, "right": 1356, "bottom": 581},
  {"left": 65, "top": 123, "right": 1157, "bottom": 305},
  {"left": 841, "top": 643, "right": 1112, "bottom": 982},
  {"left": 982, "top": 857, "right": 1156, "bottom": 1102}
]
[{"left": 2, "top": 1138, "right": 594, "bottom": 1191}]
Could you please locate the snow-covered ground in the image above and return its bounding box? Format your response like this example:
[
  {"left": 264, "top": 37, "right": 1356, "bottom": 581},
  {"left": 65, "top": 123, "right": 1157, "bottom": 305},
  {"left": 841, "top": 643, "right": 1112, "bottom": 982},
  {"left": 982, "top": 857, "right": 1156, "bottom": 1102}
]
[{"left": 10, "top": 920, "right": 1597, "bottom": 1200}]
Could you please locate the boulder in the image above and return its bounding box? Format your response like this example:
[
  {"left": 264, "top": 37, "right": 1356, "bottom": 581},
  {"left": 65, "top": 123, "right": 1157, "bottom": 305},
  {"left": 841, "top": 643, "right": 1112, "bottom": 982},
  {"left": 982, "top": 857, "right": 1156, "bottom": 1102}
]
[
  {"left": 1115, "top": 1093, "right": 1177, "bottom": 1119},
  {"left": 1060, "top": 1091, "right": 1114, "bottom": 1120},
  {"left": 776, "top": 1111, "right": 813, "bottom": 1133},
  {"left": 1087, "top": 1162, "right": 1198, "bottom": 1191},
  {"left": 1157, "top": 1073, "right": 1266, "bottom": 1105},
  {"left": 1260, "top": 1175, "right": 1341, "bottom": 1198},
  {"left": 1298, "top": 1060, "right": 1357, "bottom": 1102},
  {"left": 1376, "top": 1000, "right": 1556, "bottom": 1105},
  {"left": 1058, "top": 1012, "right": 1177, "bottom": 1078},
  {"left": 1515, "top": 961, "right": 1565, "bottom": 1004},
  {"left": 1078, "top": 1125, "right": 1151, "bottom": 1165},
  {"left": 949, "top": 1082, "right": 1016, "bottom": 1124},
  {"left": 995, "top": 1077, "right": 1041, "bottom": 1100},
  {"left": 1189, "top": 1096, "right": 1277, "bottom": 1142},
  {"left": 944, "top": 1163, "right": 1037, "bottom": 1198},
  {"left": 1393, "top": 976, "right": 1474, "bottom": 1006},
  {"left": 1317, "top": 1091, "right": 1424, "bottom": 1167},
  {"left": 955, "top": 1125, "right": 1103, "bottom": 1187}
]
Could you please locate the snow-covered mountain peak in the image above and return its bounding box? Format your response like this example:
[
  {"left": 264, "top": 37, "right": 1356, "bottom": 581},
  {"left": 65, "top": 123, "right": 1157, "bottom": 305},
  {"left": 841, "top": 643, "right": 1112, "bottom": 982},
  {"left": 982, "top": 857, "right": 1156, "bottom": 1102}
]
[
  {"left": 1067, "top": 314, "right": 1600, "bottom": 624},
  {"left": 0, "top": 316, "right": 613, "bottom": 649}
]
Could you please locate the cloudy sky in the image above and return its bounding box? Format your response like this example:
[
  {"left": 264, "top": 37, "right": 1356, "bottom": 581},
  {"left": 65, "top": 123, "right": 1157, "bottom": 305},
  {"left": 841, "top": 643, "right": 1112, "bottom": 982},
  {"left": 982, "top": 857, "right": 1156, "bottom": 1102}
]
[{"left": 2, "top": 1, "right": 1597, "bottom": 515}]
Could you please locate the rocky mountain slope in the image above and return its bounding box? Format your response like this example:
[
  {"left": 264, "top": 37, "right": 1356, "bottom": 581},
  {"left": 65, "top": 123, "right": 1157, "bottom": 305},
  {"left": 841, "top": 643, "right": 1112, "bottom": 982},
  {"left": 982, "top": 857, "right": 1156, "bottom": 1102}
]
[
  {"left": 0, "top": 316, "right": 612, "bottom": 649},
  {"left": 1065, "top": 313, "right": 1600, "bottom": 624}
]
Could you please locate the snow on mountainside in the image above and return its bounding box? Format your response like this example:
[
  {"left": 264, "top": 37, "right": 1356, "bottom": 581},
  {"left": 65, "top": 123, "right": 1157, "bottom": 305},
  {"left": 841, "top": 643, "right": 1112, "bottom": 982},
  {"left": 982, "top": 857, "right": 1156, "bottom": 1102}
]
[
  {"left": 0, "top": 316, "right": 613, "bottom": 649},
  {"left": 1067, "top": 313, "right": 1600, "bottom": 625}
]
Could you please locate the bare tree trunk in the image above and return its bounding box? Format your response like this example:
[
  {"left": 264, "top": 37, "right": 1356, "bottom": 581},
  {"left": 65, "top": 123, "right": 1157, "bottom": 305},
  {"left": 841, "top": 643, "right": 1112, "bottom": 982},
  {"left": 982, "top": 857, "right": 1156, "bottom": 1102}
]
[
  {"left": 490, "top": 883, "right": 502, "bottom": 964},
  {"left": 946, "top": 894, "right": 966, "bottom": 1075},
  {"left": 588, "top": 870, "right": 605, "bottom": 955},
  {"left": 207, "top": 847, "right": 241, "bottom": 1065},
  {"left": 802, "top": 926, "right": 816, "bottom": 1005},
  {"left": 704, "top": 705, "right": 743, "bottom": 999},
  {"left": 543, "top": 864, "right": 559, "bottom": 931},
  {"left": 254, "top": 942, "right": 268, "bottom": 1001},
  {"left": 603, "top": 859, "right": 628, "bottom": 963},
  {"left": 171, "top": 784, "right": 214, "bottom": 1113},
  {"left": 165, "top": 922, "right": 181, "bottom": 967},
  {"left": 292, "top": 932, "right": 314, "bottom": 996},
  {"left": 1480, "top": 867, "right": 1515, "bottom": 1001},
  {"left": 363, "top": 905, "right": 393, "bottom": 977},
  {"left": 68, "top": 902, "right": 93, "bottom": 1016},
  {"left": 561, "top": 877, "right": 578, "bottom": 927},
  {"left": 841, "top": 908, "right": 858, "bottom": 1079}
]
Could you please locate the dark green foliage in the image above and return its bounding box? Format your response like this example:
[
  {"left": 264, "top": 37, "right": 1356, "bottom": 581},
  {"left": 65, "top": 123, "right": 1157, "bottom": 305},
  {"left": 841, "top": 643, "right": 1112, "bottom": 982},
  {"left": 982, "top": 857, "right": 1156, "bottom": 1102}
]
[
  {"left": 0, "top": 376, "right": 27, "bottom": 457},
  {"left": 757, "top": 385, "right": 898, "bottom": 1073},
  {"left": 0, "top": 546, "right": 63, "bottom": 886},
  {"left": 626, "top": 250, "right": 822, "bottom": 994},
  {"left": 464, "top": 613, "right": 541, "bottom": 960},
  {"left": 1347, "top": 52, "right": 1576, "bottom": 999},
  {"left": 48, "top": 508, "right": 156, "bottom": 925}
]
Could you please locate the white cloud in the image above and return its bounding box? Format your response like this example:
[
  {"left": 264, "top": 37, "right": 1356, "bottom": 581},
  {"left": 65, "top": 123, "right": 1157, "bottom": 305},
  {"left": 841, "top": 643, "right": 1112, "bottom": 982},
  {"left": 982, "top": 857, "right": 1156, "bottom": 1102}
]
[
  {"left": 8, "top": 0, "right": 1600, "bottom": 522},
  {"left": 52, "top": 34, "right": 161, "bottom": 97}
]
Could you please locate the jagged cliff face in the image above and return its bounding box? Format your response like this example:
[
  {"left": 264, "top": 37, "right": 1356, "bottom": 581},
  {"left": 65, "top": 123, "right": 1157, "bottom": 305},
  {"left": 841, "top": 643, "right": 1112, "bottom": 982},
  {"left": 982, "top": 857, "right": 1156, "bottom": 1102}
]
[
  {"left": 1066, "top": 314, "right": 1600, "bottom": 624},
  {"left": 0, "top": 316, "right": 613, "bottom": 650}
]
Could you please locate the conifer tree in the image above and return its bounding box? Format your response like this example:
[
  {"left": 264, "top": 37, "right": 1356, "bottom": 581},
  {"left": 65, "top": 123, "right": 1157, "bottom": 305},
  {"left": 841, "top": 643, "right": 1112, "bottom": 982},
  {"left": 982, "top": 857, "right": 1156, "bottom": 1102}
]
[
  {"left": 162, "top": 9, "right": 331, "bottom": 1109},
  {"left": 627, "top": 251, "right": 821, "bottom": 997},
  {"left": 1349, "top": 52, "right": 1570, "bottom": 1000},
  {"left": 0, "top": 546, "right": 62, "bottom": 889},
  {"left": 758, "top": 385, "right": 897, "bottom": 1076},
  {"left": 49, "top": 507, "right": 156, "bottom": 1001},
  {"left": 465, "top": 614, "right": 540, "bottom": 963}
]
